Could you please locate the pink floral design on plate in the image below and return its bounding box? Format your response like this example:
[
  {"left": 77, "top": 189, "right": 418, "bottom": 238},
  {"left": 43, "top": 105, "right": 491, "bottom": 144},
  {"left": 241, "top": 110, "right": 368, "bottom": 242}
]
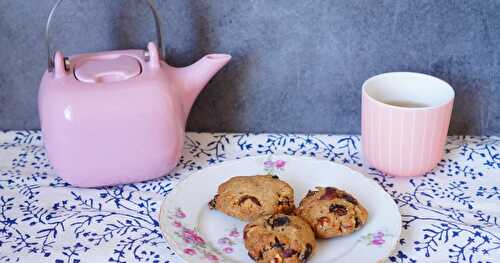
[
  {"left": 371, "top": 231, "right": 385, "bottom": 245},
  {"left": 182, "top": 228, "right": 205, "bottom": 245},
  {"left": 361, "top": 230, "right": 391, "bottom": 247},
  {"left": 217, "top": 237, "right": 231, "bottom": 245},
  {"left": 205, "top": 253, "right": 219, "bottom": 261},
  {"left": 175, "top": 208, "right": 186, "bottom": 219},
  {"left": 229, "top": 228, "right": 240, "bottom": 238},
  {"left": 275, "top": 159, "right": 286, "bottom": 169},
  {"left": 167, "top": 207, "right": 221, "bottom": 262},
  {"left": 264, "top": 157, "right": 287, "bottom": 174},
  {"left": 173, "top": 220, "right": 182, "bottom": 228},
  {"left": 223, "top": 247, "right": 234, "bottom": 254},
  {"left": 215, "top": 227, "right": 241, "bottom": 254},
  {"left": 184, "top": 248, "right": 196, "bottom": 255}
]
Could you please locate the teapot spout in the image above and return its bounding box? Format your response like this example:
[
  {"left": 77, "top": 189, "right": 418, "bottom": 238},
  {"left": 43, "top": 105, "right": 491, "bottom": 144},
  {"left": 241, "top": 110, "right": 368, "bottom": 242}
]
[{"left": 177, "top": 54, "right": 231, "bottom": 119}]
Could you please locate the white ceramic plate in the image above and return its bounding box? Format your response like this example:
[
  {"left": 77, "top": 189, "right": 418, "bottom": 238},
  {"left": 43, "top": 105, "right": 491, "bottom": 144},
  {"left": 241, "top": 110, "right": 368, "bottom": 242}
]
[{"left": 159, "top": 155, "right": 401, "bottom": 263}]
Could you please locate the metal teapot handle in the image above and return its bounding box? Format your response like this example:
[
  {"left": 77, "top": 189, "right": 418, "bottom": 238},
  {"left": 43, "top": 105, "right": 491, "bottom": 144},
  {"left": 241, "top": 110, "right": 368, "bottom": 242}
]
[{"left": 46, "top": 0, "right": 165, "bottom": 72}]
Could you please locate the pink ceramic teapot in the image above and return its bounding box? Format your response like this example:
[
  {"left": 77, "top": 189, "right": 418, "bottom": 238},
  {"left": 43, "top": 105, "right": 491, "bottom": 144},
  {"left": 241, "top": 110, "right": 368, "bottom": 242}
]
[{"left": 38, "top": 0, "right": 231, "bottom": 187}]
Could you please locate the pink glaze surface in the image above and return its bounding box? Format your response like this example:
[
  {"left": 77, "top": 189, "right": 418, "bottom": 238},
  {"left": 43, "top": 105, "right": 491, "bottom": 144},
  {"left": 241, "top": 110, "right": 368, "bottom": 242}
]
[
  {"left": 39, "top": 43, "right": 230, "bottom": 187},
  {"left": 361, "top": 72, "right": 454, "bottom": 177}
]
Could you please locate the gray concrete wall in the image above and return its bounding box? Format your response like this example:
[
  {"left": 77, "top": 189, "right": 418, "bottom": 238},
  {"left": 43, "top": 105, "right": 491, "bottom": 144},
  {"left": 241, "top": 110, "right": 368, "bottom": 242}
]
[{"left": 0, "top": 0, "right": 499, "bottom": 134}]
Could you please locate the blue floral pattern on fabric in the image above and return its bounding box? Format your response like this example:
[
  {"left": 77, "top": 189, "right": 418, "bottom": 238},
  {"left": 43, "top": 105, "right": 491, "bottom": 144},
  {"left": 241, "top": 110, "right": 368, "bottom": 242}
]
[{"left": 0, "top": 131, "right": 498, "bottom": 262}]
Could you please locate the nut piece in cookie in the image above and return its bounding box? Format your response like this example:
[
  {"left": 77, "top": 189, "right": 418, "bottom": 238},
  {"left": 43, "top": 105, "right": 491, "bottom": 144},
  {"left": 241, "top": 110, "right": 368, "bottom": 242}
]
[
  {"left": 296, "top": 187, "right": 368, "bottom": 238},
  {"left": 244, "top": 214, "right": 317, "bottom": 263},
  {"left": 209, "top": 175, "right": 295, "bottom": 221}
]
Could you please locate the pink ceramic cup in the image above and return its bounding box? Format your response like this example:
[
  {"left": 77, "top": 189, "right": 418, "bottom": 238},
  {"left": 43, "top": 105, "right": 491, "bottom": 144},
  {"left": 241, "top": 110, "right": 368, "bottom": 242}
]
[{"left": 362, "top": 72, "right": 454, "bottom": 176}]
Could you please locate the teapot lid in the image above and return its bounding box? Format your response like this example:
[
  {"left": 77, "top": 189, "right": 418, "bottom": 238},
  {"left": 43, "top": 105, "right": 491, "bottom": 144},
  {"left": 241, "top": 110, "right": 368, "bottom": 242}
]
[{"left": 74, "top": 55, "right": 141, "bottom": 83}]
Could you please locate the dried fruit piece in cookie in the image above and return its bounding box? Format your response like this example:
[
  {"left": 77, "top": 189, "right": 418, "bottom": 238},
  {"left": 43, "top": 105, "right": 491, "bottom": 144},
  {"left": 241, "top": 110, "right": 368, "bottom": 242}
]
[
  {"left": 267, "top": 215, "right": 290, "bottom": 228},
  {"left": 244, "top": 214, "right": 317, "bottom": 263},
  {"left": 209, "top": 175, "right": 295, "bottom": 221},
  {"left": 296, "top": 186, "right": 368, "bottom": 238}
]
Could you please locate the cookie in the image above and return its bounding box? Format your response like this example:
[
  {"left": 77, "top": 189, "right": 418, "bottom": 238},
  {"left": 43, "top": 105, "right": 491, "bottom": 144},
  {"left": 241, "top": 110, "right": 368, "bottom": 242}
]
[
  {"left": 244, "top": 214, "right": 316, "bottom": 263},
  {"left": 209, "top": 175, "right": 295, "bottom": 221},
  {"left": 296, "top": 187, "right": 368, "bottom": 238}
]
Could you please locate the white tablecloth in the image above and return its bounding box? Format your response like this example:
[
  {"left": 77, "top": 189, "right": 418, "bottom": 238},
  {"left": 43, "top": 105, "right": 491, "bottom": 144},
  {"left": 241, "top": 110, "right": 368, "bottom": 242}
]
[{"left": 0, "top": 131, "right": 498, "bottom": 262}]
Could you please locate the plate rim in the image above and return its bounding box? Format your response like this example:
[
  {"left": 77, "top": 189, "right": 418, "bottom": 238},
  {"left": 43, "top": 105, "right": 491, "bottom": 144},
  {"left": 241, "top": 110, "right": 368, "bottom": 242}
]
[{"left": 159, "top": 154, "right": 402, "bottom": 263}]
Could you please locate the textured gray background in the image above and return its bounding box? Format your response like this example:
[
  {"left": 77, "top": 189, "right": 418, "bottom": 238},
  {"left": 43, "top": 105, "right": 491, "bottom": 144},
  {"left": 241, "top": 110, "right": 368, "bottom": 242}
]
[{"left": 0, "top": 0, "right": 499, "bottom": 134}]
